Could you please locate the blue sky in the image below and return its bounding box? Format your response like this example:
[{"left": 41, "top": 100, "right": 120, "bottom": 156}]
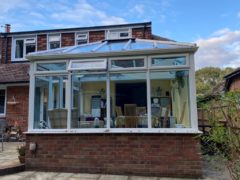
[{"left": 1, "top": 0, "right": 240, "bottom": 69}]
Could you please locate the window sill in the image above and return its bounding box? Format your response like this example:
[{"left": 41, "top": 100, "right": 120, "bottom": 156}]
[{"left": 25, "top": 128, "right": 201, "bottom": 134}]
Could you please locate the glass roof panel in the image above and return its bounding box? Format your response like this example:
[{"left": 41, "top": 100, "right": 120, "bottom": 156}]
[{"left": 68, "top": 43, "right": 101, "bottom": 54}]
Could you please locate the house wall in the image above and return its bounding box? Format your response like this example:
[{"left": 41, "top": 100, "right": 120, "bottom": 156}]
[
  {"left": 229, "top": 77, "right": 240, "bottom": 91},
  {"left": 26, "top": 133, "right": 202, "bottom": 178},
  {"left": 0, "top": 26, "right": 152, "bottom": 63},
  {"left": 37, "top": 34, "right": 47, "bottom": 51},
  {"left": 6, "top": 86, "right": 29, "bottom": 132}
]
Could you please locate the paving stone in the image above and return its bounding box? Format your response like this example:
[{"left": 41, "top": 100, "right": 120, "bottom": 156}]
[
  {"left": 56, "top": 172, "right": 74, "bottom": 178},
  {"left": 16, "top": 171, "right": 36, "bottom": 176},
  {"left": 0, "top": 174, "right": 24, "bottom": 180},
  {"left": 99, "top": 175, "right": 128, "bottom": 180},
  {"left": 130, "top": 176, "right": 158, "bottom": 180},
  {"left": 71, "top": 173, "right": 100, "bottom": 179}
]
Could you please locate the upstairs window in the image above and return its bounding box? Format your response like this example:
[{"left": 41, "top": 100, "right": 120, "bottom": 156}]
[
  {"left": 107, "top": 29, "right": 131, "bottom": 40},
  {"left": 48, "top": 34, "right": 61, "bottom": 49},
  {"left": 14, "top": 37, "right": 36, "bottom": 60},
  {"left": 76, "top": 32, "right": 88, "bottom": 45}
]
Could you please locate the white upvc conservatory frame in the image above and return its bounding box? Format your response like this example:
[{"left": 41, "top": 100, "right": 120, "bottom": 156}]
[{"left": 27, "top": 53, "right": 200, "bottom": 134}]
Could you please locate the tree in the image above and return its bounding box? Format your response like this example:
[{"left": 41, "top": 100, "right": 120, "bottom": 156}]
[{"left": 196, "top": 67, "right": 234, "bottom": 98}]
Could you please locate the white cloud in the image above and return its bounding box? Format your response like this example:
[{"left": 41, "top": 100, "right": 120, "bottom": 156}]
[
  {"left": 195, "top": 28, "right": 240, "bottom": 69},
  {"left": 237, "top": 11, "right": 240, "bottom": 17},
  {"left": 130, "top": 4, "right": 145, "bottom": 16},
  {"left": 51, "top": 0, "right": 127, "bottom": 25}
]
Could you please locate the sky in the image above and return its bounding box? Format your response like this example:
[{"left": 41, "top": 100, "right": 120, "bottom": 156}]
[{"left": 0, "top": 0, "right": 240, "bottom": 69}]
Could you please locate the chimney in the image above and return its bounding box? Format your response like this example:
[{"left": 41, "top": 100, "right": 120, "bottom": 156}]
[{"left": 5, "top": 24, "right": 11, "bottom": 33}]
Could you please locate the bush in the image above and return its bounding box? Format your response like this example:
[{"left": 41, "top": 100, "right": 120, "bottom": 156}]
[{"left": 17, "top": 144, "right": 26, "bottom": 156}]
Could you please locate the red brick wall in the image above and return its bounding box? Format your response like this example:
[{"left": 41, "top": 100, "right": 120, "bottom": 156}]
[
  {"left": 132, "top": 27, "right": 152, "bottom": 39},
  {"left": 230, "top": 77, "right": 240, "bottom": 91},
  {"left": 37, "top": 35, "right": 47, "bottom": 51},
  {"left": 6, "top": 86, "right": 29, "bottom": 132},
  {"left": 61, "top": 33, "right": 75, "bottom": 47},
  {"left": 26, "top": 134, "right": 202, "bottom": 178},
  {"left": 0, "top": 37, "right": 12, "bottom": 63},
  {"left": 89, "top": 31, "right": 105, "bottom": 43}
]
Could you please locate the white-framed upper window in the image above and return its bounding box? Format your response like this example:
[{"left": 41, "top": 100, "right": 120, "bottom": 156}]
[
  {"left": 48, "top": 34, "right": 61, "bottom": 50},
  {"left": 106, "top": 28, "right": 132, "bottom": 40},
  {"left": 68, "top": 59, "right": 107, "bottom": 71},
  {"left": 13, "top": 37, "right": 36, "bottom": 60},
  {"left": 149, "top": 54, "right": 190, "bottom": 69},
  {"left": 109, "top": 56, "right": 146, "bottom": 70},
  {"left": 0, "top": 88, "right": 6, "bottom": 116},
  {"left": 75, "top": 32, "right": 88, "bottom": 45}
]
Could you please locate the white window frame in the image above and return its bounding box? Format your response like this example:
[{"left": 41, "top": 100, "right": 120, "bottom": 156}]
[
  {"left": 106, "top": 28, "right": 132, "bottom": 40},
  {"left": 68, "top": 59, "right": 107, "bottom": 71},
  {"left": 75, "top": 32, "right": 89, "bottom": 45},
  {"left": 109, "top": 56, "right": 147, "bottom": 71},
  {"left": 47, "top": 34, "right": 61, "bottom": 50},
  {"left": 35, "top": 60, "right": 68, "bottom": 74},
  {"left": 28, "top": 54, "right": 200, "bottom": 134},
  {"left": 0, "top": 86, "right": 6, "bottom": 117},
  {"left": 149, "top": 54, "right": 190, "bottom": 69},
  {"left": 12, "top": 36, "right": 37, "bottom": 61}
]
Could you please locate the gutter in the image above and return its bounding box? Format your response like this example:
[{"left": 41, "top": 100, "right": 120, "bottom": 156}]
[{"left": 27, "top": 46, "right": 198, "bottom": 61}]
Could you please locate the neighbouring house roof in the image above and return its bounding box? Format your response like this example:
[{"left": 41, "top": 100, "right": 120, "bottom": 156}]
[
  {"left": 224, "top": 68, "right": 240, "bottom": 91},
  {"left": 27, "top": 38, "right": 197, "bottom": 60},
  {"left": 0, "top": 63, "right": 29, "bottom": 83},
  {"left": 0, "top": 22, "right": 151, "bottom": 36}
]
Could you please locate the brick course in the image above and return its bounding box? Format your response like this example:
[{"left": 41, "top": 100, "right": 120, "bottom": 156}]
[
  {"left": 89, "top": 31, "right": 105, "bottom": 43},
  {"left": 132, "top": 27, "right": 152, "bottom": 39},
  {"left": 61, "top": 33, "right": 75, "bottom": 47},
  {"left": 26, "top": 134, "right": 202, "bottom": 178},
  {"left": 6, "top": 86, "right": 29, "bottom": 132},
  {"left": 37, "top": 34, "right": 47, "bottom": 51}
]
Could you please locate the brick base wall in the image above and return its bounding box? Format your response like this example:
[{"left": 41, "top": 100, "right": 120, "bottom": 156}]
[{"left": 26, "top": 134, "right": 202, "bottom": 178}]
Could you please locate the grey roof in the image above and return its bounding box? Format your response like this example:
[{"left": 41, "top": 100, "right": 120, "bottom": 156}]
[{"left": 27, "top": 38, "right": 197, "bottom": 59}]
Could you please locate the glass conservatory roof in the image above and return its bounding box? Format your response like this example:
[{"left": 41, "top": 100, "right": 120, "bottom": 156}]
[{"left": 28, "top": 38, "right": 197, "bottom": 57}]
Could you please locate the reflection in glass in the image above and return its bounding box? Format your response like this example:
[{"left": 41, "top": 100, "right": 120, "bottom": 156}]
[
  {"left": 71, "top": 74, "right": 107, "bottom": 128},
  {"left": 152, "top": 57, "right": 186, "bottom": 66},
  {"left": 110, "top": 72, "right": 147, "bottom": 128},
  {"left": 34, "top": 76, "right": 68, "bottom": 129},
  {"left": 150, "top": 71, "right": 190, "bottom": 128}
]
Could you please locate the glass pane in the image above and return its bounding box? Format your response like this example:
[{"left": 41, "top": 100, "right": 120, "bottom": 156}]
[
  {"left": 37, "top": 63, "right": 66, "bottom": 71},
  {"left": 110, "top": 72, "right": 147, "bottom": 128},
  {"left": 0, "top": 90, "right": 5, "bottom": 114},
  {"left": 50, "top": 42, "right": 60, "bottom": 49},
  {"left": 34, "top": 76, "right": 68, "bottom": 129},
  {"left": 111, "top": 59, "right": 144, "bottom": 69},
  {"left": 26, "top": 44, "right": 36, "bottom": 55},
  {"left": 15, "top": 40, "right": 24, "bottom": 58},
  {"left": 152, "top": 56, "right": 186, "bottom": 66},
  {"left": 69, "top": 60, "right": 106, "bottom": 70},
  {"left": 71, "top": 74, "right": 107, "bottom": 128},
  {"left": 150, "top": 70, "right": 190, "bottom": 128}
]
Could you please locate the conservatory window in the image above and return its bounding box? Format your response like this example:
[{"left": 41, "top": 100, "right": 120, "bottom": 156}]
[
  {"left": 71, "top": 74, "right": 107, "bottom": 128},
  {"left": 151, "top": 56, "right": 187, "bottom": 67},
  {"left": 68, "top": 59, "right": 107, "bottom": 71},
  {"left": 34, "top": 75, "right": 68, "bottom": 129},
  {"left": 110, "top": 72, "right": 147, "bottom": 128},
  {"left": 150, "top": 70, "right": 190, "bottom": 128},
  {"left": 37, "top": 62, "right": 66, "bottom": 71},
  {"left": 111, "top": 58, "right": 145, "bottom": 69}
]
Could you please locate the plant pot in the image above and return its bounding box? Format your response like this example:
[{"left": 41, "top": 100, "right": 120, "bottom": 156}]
[{"left": 18, "top": 155, "right": 25, "bottom": 164}]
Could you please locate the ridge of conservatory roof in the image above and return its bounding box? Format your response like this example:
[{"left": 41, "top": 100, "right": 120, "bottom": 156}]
[{"left": 27, "top": 38, "right": 198, "bottom": 59}]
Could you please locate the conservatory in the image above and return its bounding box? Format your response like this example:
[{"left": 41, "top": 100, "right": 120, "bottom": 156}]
[
  {"left": 27, "top": 38, "right": 199, "bottom": 133},
  {"left": 25, "top": 38, "right": 202, "bottom": 178}
]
